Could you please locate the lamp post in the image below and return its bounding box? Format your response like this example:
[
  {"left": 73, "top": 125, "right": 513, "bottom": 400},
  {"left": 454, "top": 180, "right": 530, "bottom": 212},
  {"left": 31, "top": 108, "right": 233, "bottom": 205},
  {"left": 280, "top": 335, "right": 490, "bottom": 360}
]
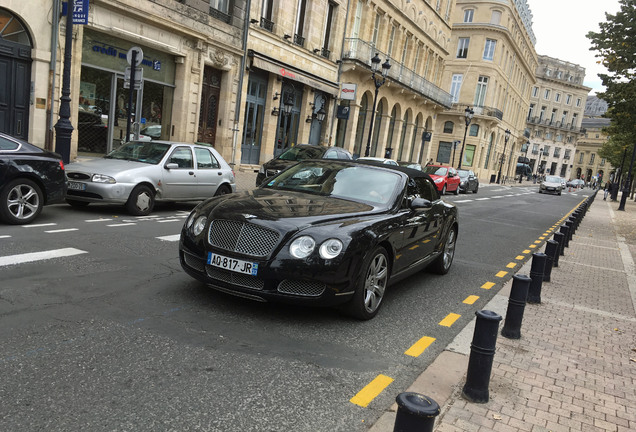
[
  {"left": 496, "top": 129, "right": 511, "bottom": 184},
  {"left": 54, "top": 7, "right": 74, "bottom": 164},
  {"left": 535, "top": 147, "right": 544, "bottom": 181},
  {"left": 364, "top": 53, "right": 391, "bottom": 157},
  {"left": 457, "top": 106, "right": 474, "bottom": 169},
  {"left": 519, "top": 141, "right": 530, "bottom": 183}
]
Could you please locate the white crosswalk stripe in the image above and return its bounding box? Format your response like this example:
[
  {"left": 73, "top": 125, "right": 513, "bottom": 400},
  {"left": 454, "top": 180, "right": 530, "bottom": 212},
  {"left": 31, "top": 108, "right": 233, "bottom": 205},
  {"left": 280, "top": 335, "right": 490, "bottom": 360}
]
[{"left": 0, "top": 248, "right": 88, "bottom": 267}]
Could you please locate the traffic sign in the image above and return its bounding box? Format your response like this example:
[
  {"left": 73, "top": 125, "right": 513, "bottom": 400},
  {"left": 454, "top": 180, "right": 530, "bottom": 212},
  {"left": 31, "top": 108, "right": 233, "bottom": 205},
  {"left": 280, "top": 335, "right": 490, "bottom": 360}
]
[
  {"left": 124, "top": 67, "right": 143, "bottom": 90},
  {"left": 127, "top": 47, "right": 144, "bottom": 67}
]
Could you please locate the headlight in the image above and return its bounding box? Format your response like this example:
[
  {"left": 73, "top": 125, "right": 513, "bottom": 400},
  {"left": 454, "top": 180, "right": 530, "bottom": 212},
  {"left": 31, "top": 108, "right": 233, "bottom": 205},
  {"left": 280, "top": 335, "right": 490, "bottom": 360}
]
[
  {"left": 319, "top": 239, "right": 343, "bottom": 259},
  {"left": 92, "top": 174, "right": 116, "bottom": 184},
  {"left": 290, "top": 236, "right": 315, "bottom": 259},
  {"left": 193, "top": 216, "right": 207, "bottom": 236},
  {"left": 185, "top": 211, "right": 196, "bottom": 229},
  {"left": 434, "top": 178, "right": 443, "bottom": 183}
]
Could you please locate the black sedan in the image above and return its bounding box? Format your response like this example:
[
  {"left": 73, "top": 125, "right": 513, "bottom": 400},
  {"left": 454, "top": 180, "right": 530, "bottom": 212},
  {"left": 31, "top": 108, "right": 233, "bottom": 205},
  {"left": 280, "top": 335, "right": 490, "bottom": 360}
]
[
  {"left": 180, "top": 160, "right": 458, "bottom": 319},
  {"left": 0, "top": 133, "right": 67, "bottom": 224},
  {"left": 255, "top": 144, "right": 352, "bottom": 186},
  {"left": 457, "top": 169, "right": 479, "bottom": 193}
]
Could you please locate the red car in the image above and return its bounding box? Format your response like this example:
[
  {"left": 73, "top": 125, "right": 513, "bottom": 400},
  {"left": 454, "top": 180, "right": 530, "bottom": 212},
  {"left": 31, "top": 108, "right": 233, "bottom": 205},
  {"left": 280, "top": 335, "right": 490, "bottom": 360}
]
[{"left": 422, "top": 165, "right": 461, "bottom": 194}]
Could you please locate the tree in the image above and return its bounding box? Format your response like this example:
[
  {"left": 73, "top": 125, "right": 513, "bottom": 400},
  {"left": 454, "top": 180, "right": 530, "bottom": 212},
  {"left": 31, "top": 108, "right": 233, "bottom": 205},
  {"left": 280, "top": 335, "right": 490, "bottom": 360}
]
[{"left": 587, "top": 0, "right": 636, "bottom": 208}]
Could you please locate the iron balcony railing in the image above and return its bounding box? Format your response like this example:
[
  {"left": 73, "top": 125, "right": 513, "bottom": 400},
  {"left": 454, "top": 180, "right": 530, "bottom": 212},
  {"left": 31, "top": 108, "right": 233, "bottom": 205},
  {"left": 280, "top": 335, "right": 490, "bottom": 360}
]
[
  {"left": 446, "top": 104, "right": 503, "bottom": 121},
  {"left": 342, "top": 38, "right": 452, "bottom": 108},
  {"left": 527, "top": 116, "right": 582, "bottom": 133}
]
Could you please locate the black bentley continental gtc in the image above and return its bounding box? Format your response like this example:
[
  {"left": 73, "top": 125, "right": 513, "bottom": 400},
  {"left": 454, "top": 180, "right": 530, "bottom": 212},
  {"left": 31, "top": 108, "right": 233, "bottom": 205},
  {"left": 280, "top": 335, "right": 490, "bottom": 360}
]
[{"left": 179, "top": 160, "right": 458, "bottom": 319}]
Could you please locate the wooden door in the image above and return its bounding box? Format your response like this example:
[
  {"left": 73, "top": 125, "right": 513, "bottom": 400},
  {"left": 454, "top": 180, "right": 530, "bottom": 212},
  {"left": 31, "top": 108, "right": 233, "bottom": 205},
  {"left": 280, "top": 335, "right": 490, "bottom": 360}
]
[{"left": 197, "top": 67, "right": 221, "bottom": 146}]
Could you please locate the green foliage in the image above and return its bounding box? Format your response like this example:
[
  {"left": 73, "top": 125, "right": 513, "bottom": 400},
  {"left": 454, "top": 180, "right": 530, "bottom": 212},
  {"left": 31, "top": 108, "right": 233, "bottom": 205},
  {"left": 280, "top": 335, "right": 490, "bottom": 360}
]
[{"left": 587, "top": 0, "right": 636, "bottom": 165}]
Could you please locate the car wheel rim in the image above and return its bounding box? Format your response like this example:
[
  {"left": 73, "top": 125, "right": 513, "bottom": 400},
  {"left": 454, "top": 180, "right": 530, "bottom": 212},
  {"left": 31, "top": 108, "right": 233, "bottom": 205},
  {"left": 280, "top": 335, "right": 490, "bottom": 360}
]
[
  {"left": 136, "top": 192, "right": 151, "bottom": 212},
  {"left": 7, "top": 184, "right": 39, "bottom": 220},
  {"left": 363, "top": 253, "right": 388, "bottom": 313},
  {"left": 442, "top": 229, "right": 456, "bottom": 270}
]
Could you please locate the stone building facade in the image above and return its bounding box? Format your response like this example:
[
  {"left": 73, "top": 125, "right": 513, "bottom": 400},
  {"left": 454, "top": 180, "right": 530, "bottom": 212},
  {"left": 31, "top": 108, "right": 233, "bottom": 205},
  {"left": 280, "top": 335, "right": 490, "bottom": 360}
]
[
  {"left": 1, "top": 0, "right": 246, "bottom": 161},
  {"left": 525, "top": 55, "right": 590, "bottom": 180},
  {"left": 572, "top": 97, "right": 612, "bottom": 184}
]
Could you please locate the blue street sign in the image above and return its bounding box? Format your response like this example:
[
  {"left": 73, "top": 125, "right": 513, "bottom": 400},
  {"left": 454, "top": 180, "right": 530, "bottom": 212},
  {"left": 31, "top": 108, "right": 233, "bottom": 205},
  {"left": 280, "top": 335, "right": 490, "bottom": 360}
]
[{"left": 62, "top": 0, "right": 90, "bottom": 25}]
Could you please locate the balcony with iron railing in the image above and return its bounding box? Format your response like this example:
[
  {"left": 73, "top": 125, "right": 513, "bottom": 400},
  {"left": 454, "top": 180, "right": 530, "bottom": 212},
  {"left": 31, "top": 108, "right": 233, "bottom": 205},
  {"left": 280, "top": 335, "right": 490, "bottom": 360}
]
[
  {"left": 527, "top": 116, "right": 582, "bottom": 133},
  {"left": 342, "top": 38, "right": 452, "bottom": 108},
  {"left": 260, "top": 17, "right": 274, "bottom": 32}
]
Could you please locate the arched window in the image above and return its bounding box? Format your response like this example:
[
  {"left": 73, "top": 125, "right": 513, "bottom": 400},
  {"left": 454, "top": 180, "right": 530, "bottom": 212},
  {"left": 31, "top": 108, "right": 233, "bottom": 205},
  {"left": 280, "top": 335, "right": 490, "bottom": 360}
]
[
  {"left": 386, "top": 105, "right": 398, "bottom": 152},
  {"left": 397, "top": 111, "right": 409, "bottom": 161},
  {"left": 409, "top": 116, "right": 421, "bottom": 162},
  {"left": 0, "top": 9, "right": 32, "bottom": 45},
  {"left": 469, "top": 124, "right": 479, "bottom": 137},
  {"left": 370, "top": 100, "right": 384, "bottom": 157},
  {"left": 443, "top": 121, "right": 454, "bottom": 133},
  {"left": 353, "top": 93, "right": 368, "bottom": 157}
]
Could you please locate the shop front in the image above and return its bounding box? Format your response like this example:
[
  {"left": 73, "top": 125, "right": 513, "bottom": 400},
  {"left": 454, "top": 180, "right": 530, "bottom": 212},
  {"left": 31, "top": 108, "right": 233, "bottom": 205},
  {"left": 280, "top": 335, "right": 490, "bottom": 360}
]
[{"left": 78, "top": 29, "right": 175, "bottom": 155}]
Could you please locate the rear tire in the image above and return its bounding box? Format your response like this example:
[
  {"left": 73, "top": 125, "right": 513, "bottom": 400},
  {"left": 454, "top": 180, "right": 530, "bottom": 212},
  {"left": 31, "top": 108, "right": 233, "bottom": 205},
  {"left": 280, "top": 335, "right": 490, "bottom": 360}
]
[
  {"left": 126, "top": 185, "right": 155, "bottom": 216},
  {"left": 430, "top": 225, "right": 457, "bottom": 275},
  {"left": 345, "top": 246, "right": 389, "bottom": 320},
  {"left": 0, "top": 178, "right": 43, "bottom": 225},
  {"left": 441, "top": 185, "right": 447, "bottom": 195},
  {"left": 473, "top": 184, "right": 478, "bottom": 194},
  {"left": 214, "top": 184, "right": 231, "bottom": 196},
  {"left": 453, "top": 185, "right": 459, "bottom": 195}
]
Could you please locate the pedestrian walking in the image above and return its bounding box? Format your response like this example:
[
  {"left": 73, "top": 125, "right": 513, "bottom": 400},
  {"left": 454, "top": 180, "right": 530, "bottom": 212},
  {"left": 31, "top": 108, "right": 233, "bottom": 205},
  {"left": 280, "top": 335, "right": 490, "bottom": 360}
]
[{"left": 604, "top": 181, "right": 610, "bottom": 200}]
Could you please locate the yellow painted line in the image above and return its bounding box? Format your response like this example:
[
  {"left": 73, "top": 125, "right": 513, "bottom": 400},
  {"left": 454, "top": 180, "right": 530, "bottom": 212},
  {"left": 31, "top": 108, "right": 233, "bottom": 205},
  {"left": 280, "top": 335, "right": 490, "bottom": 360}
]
[
  {"left": 523, "top": 249, "right": 531, "bottom": 254},
  {"left": 463, "top": 295, "right": 479, "bottom": 305},
  {"left": 481, "top": 282, "right": 495, "bottom": 290},
  {"left": 409, "top": 245, "right": 419, "bottom": 250},
  {"left": 404, "top": 336, "right": 436, "bottom": 357},
  {"left": 539, "top": 236, "right": 545, "bottom": 240},
  {"left": 506, "top": 262, "right": 516, "bottom": 269},
  {"left": 395, "top": 254, "right": 401, "bottom": 260},
  {"left": 421, "top": 239, "right": 431, "bottom": 243},
  {"left": 529, "top": 244, "right": 537, "bottom": 248},
  {"left": 534, "top": 240, "right": 541, "bottom": 244},
  {"left": 439, "top": 313, "right": 461, "bottom": 327},
  {"left": 350, "top": 375, "right": 394, "bottom": 407},
  {"left": 515, "top": 255, "right": 525, "bottom": 260},
  {"left": 496, "top": 271, "right": 508, "bottom": 278}
]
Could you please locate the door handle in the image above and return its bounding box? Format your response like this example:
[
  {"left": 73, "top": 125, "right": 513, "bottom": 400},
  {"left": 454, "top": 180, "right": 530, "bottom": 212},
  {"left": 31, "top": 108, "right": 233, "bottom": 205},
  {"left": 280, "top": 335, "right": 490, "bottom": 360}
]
[
  {"left": 217, "top": 172, "right": 222, "bottom": 176},
  {"left": 189, "top": 171, "right": 194, "bottom": 175}
]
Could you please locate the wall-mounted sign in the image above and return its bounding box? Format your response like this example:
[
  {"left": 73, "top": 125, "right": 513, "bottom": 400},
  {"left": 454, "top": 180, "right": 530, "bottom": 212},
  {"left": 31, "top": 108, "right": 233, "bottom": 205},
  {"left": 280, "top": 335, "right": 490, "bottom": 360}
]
[
  {"left": 63, "top": 0, "right": 90, "bottom": 25},
  {"left": 336, "top": 105, "right": 350, "bottom": 119},
  {"left": 340, "top": 83, "right": 357, "bottom": 101}
]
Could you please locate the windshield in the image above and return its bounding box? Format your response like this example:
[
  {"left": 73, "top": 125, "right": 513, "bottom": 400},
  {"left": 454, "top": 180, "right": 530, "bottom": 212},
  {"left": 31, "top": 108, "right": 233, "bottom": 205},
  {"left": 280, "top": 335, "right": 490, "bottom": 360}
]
[
  {"left": 423, "top": 166, "right": 448, "bottom": 176},
  {"left": 261, "top": 161, "right": 402, "bottom": 206},
  {"left": 457, "top": 170, "right": 469, "bottom": 179},
  {"left": 545, "top": 176, "right": 561, "bottom": 183},
  {"left": 105, "top": 141, "right": 171, "bottom": 164},
  {"left": 278, "top": 146, "right": 324, "bottom": 161}
]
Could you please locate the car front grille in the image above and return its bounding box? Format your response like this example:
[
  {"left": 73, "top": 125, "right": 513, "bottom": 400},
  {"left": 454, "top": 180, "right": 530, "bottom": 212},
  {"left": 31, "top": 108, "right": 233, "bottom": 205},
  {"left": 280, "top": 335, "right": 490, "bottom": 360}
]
[
  {"left": 183, "top": 251, "right": 205, "bottom": 273},
  {"left": 206, "top": 266, "right": 265, "bottom": 290},
  {"left": 277, "top": 280, "right": 326, "bottom": 297},
  {"left": 208, "top": 220, "right": 280, "bottom": 258},
  {"left": 67, "top": 172, "right": 91, "bottom": 180}
]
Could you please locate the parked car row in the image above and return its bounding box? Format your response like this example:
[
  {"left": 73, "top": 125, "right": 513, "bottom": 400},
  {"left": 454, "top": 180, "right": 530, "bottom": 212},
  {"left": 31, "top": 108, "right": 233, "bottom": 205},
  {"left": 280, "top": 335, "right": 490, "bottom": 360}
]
[{"left": 0, "top": 133, "right": 236, "bottom": 224}]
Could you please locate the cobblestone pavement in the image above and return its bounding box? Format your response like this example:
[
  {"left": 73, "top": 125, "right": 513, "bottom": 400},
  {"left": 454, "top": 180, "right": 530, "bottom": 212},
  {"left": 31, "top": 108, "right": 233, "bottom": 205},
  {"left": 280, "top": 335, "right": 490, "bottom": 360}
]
[{"left": 369, "top": 191, "right": 636, "bottom": 432}]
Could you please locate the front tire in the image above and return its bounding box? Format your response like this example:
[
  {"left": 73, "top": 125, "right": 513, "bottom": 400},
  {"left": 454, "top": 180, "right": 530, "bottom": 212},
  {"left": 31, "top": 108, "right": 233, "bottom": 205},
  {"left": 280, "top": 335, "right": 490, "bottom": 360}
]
[
  {"left": 473, "top": 184, "right": 478, "bottom": 194},
  {"left": 430, "top": 225, "right": 457, "bottom": 275},
  {"left": 0, "top": 178, "right": 43, "bottom": 225},
  {"left": 441, "top": 185, "right": 447, "bottom": 195},
  {"left": 345, "top": 246, "right": 389, "bottom": 320},
  {"left": 126, "top": 185, "right": 155, "bottom": 216}
]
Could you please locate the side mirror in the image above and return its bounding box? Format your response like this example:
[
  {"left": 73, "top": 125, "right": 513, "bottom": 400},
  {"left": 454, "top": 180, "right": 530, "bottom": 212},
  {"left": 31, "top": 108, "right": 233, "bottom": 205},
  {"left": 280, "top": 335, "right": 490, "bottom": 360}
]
[
  {"left": 165, "top": 163, "right": 179, "bottom": 170},
  {"left": 411, "top": 197, "right": 433, "bottom": 210}
]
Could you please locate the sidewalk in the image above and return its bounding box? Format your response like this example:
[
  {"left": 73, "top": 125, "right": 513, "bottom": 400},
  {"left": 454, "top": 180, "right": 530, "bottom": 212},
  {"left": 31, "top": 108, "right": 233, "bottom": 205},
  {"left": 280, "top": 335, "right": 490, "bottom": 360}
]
[{"left": 371, "top": 193, "right": 636, "bottom": 431}]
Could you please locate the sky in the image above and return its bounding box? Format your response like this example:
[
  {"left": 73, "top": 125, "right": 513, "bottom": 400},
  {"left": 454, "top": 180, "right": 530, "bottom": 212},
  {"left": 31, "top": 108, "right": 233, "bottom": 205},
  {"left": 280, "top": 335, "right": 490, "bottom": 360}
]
[{"left": 528, "top": 0, "right": 622, "bottom": 94}]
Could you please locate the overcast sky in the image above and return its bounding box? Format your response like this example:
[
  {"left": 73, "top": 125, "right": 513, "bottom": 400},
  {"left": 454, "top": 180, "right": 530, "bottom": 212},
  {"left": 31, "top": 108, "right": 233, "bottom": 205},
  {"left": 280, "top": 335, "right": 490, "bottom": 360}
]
[{"left": 528, "top": 0, "right": 622, "bottom": 94}]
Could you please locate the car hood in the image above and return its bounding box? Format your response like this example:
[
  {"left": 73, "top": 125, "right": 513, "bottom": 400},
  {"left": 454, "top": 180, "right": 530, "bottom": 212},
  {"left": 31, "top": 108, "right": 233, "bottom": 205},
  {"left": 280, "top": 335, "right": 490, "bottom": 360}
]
[
  {"left": 263, "top": 158, "right": 298, "bottom": 172},
  {"left": 66, "top": 157, "right": 159, "bottom": 176},
  {"left": 199, "top": 189, "right": 379, "bottom": 229}
]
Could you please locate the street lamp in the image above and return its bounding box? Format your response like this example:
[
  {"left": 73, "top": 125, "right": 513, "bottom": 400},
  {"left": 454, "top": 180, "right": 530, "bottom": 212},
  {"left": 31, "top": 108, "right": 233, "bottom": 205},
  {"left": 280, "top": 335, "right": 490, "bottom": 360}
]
[
  {"left": 535, "top": 147, "right": 544, "bottom": 180},
  {"left": 457, "top": 106, "right": 474, "bottom": 169},
  {"left": 519, "top": 141, "right": 529, "bottom": 183},
  {"left": 54, "top": 7, "right": 74, "bottom": 164},
  {"left": 496, "top": 129, "right": 511, "bottom": 184},
  {"left": 364, "top": 53, "right": 391, "bottom": 157}
]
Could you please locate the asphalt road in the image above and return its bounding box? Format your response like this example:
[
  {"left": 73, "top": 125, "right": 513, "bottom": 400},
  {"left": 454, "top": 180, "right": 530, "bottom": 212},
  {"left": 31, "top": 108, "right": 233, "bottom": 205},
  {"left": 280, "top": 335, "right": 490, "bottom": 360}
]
[{"left": 0, "top": 183, "right": 593, "bottom": 431}]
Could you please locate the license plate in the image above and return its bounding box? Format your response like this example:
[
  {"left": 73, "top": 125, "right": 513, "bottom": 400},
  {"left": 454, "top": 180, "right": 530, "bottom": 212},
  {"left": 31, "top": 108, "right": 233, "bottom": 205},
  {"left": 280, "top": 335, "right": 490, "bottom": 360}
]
[
  {"left": 68, "top": 181, "right": 86, "bottom": 191},
  {"left": 207, "top": 252, "right": 258, "bottom": 276}
]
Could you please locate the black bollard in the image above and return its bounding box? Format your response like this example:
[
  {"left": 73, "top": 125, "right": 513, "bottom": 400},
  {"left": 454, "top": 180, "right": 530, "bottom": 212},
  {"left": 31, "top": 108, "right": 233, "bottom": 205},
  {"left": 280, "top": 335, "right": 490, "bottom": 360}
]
[
  {"left": 393, "top": 392, "right": 440, "bottom": 432},
  {"left": 543, "top": 240, "right": 558, "bottom": 281},
  {"left": 461, "top": 310, "right": 503, "bottom": 403},
  {"left": 554, "top": 231, "right": 566, "bottom": 259},
  {"left": 565, "top": 218, "right": 575, "bottom": 240},
  {"left": 527, "top": 252, "right": 546, "bottom": 304},
  {"left": 501, "top": 274, "right": 531, "bottom": 339},
  {"left": 560, "top": 224, "right": 570, "bottom": 248}
]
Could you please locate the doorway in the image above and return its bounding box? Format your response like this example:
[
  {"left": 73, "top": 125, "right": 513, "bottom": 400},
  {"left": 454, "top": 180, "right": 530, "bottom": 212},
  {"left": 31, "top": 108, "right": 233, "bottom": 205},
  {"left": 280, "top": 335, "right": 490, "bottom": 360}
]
[{"left": 197, "top": 66, "right": 221, "bottom": 146}]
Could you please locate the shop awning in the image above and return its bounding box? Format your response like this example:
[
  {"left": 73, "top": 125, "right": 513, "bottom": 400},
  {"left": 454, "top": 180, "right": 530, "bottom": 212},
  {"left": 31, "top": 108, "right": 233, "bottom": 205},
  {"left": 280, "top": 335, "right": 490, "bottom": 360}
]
[{"left": 248, "top": 51, "right": 339, "bottom": 96}]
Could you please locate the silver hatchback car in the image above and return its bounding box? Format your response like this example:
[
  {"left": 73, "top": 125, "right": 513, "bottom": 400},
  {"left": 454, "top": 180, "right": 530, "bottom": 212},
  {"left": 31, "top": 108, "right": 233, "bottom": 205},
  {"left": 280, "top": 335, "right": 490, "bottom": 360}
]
[{"left": 66, "top": 141, "right": 236, "bottom": 215}]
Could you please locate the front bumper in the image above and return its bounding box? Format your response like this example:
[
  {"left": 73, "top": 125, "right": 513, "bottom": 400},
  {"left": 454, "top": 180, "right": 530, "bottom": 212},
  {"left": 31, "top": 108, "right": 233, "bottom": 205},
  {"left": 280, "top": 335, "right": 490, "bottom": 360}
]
[
  {"left": 179, "top": 240, "right": 356, "bottom": 307},
  {"left": 66, "top": 181, "right": 135, "bottom": 203}
]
